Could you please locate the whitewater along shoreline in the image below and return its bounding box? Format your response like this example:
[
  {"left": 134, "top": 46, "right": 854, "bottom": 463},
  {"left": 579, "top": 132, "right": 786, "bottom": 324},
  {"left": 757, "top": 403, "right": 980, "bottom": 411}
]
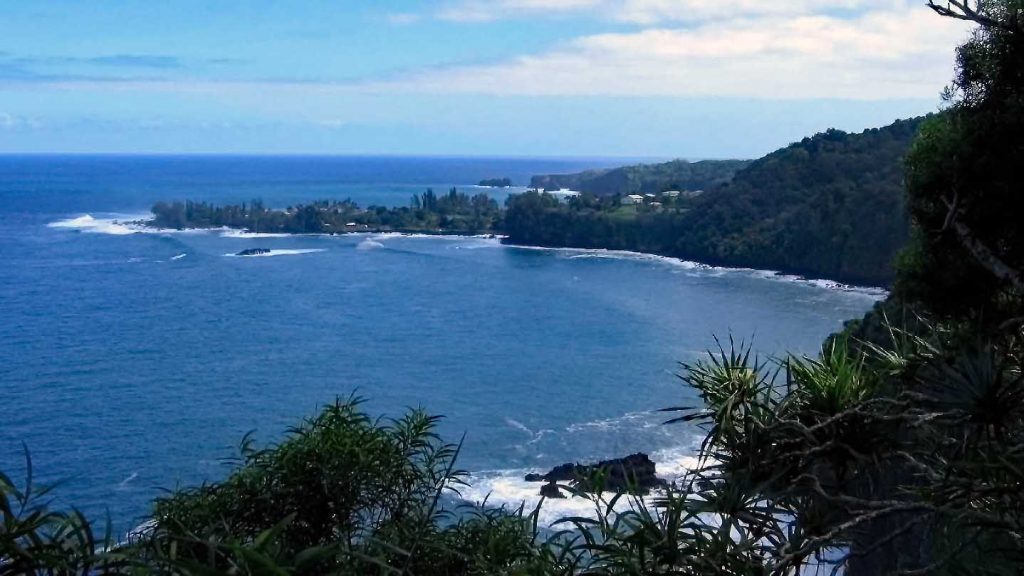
[
  {"left": 123, "top": 214, "right": 890, "bottom": 295},
  {"left": 46, "top": 211, "right": 882, "bottom": 531},
  {"left": 46, "top": 212, "right": 887, "bottom": 295}
]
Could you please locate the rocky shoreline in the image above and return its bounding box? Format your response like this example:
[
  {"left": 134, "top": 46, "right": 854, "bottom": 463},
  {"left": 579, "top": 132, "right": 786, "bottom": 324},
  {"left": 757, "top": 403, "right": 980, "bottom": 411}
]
[{"left": 524, "top": 453, "right": 666, "bottom": 498}]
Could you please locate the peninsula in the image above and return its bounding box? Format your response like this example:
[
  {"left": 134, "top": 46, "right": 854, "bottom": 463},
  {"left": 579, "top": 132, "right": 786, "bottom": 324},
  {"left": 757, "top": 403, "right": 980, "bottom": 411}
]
[{"left": 149, "top": 117, "right": 922, "bottom": 287}]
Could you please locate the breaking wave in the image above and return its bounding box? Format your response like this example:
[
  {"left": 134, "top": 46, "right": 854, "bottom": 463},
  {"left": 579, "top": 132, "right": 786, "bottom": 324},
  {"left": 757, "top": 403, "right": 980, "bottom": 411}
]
[
  {"left": 48, "top": 214, "right": 210, "bottom": 236},
  {"left": 460, "top": 444, "right": 702, "bottom": 527},
  {"left": 47, "top": 214, "right": 147, "bottom": 235},
  {"left": 223, "top": 249, "right": 325, "bottom": 258},
  {"left": 357, "top": 239, "right": 385, "bottom": 250},
  {"left": 510, "top": 245, "right": 887, "bottom": 298},
  {"left": 219, "top": 229, "right": 292, "bottom": 239}
]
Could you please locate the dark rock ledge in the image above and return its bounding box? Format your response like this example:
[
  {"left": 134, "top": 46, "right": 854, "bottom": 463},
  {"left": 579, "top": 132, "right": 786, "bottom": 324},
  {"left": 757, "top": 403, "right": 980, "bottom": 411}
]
[{"left": 525, "top": 453, "right": 666, "bottom": 498}]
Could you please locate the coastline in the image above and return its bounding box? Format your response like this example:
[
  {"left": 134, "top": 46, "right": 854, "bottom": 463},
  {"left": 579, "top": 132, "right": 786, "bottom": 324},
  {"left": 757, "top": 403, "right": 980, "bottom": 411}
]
[
  {"left": 41, "top": 210, "right": 884, "bottom": 536},
  {"left": 500, "top": 239, "right": 890, "bottom": 295},
  {"left": 123, "top": 215, "right": 889, "bottom": 295}
]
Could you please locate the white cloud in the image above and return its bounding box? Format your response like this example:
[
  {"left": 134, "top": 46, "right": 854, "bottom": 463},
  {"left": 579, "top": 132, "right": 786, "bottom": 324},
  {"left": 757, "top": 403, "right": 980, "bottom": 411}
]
[
  {"left": 435, "top": 0, "right": 919, "bottom": 24},
  {"left": 437, "top": 0, "right": 601, "bottom": 22},
  {"left": 316, "top": 118, "right": 349, "bottom": 128},
  {"left": 367, "top": 5, "right": 972, "bottom": 99},
  {"left": 0, "top": 112, "right": 41, "bottom": 129},
  {"left": 1, "top": 4, "right": 972, "bottom": 103}
]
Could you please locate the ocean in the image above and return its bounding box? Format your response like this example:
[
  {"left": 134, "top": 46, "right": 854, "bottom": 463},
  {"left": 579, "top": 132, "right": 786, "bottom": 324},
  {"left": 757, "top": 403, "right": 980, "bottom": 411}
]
[{"left": 0, "top": 155, "right": 881, "bottom": 534}]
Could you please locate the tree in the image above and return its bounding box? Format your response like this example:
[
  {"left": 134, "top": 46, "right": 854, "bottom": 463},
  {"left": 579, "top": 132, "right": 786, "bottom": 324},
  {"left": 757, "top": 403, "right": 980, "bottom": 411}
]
[{"left": 899, "top": 1, "right": 1024, "bottom": 318}]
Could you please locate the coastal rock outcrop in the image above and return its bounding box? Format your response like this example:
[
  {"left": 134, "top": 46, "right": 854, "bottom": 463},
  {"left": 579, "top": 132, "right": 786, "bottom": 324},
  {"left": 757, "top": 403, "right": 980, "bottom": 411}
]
[
  {"left": 525, "top": 453, "right": 665, "bottom": 496},
  {"left": 236, "top": 248, "right": 271, "bottom": 256},
  {"left": 539, "top": 480, "right": 565, "bottom": 499}
]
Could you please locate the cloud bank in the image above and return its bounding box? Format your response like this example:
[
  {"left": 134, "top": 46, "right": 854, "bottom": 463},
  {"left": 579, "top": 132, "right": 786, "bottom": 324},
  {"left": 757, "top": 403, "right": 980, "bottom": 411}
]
[
  {"left": 378, "top": 3, "right": 971, "bottom": 100},
  {"left": 436, "top": 0, "right": 937, "bottom": 23}
]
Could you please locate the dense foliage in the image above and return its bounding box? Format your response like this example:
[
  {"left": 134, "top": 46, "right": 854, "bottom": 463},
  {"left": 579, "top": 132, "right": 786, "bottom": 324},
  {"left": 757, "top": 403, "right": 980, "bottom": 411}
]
[
  {"left": 506, "top": 118, "right": 921, "bottom": 286},
  {"left": 529, "top": 159, "right": 749, "bottom": 196},
  {"left": 152, "top": 123, "right": 921, "bottom": 286},
  {"left": 1, "top": 398, "right": 557, "bottom": 575},
  {"left": 897, "top": 1, "right": 1024, "bottom": 321},
  {"left": 151, "top": 188, "right": 502, "bottom": 235},
  {"left": 676, "top": 118, "right": 923, "bottom": 286}
]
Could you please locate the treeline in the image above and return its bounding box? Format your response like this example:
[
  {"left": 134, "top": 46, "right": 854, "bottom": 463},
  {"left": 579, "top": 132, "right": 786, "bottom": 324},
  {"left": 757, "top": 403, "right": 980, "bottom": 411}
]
[
  {"left": 507, "top": 118, "right": 924, "bottom": 286},
  {"left": 152, "top": 117, "right": 920, "bottom": 286},
  {"left": 150, "top": 188, "right": 502, "bottom": 235},
  {"left": 529, "top": 158, "right": 750, "bottom": 196}
]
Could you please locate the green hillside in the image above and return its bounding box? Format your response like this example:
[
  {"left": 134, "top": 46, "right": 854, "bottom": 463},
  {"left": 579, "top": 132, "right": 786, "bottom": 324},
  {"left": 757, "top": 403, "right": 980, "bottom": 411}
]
[
  {"left": 529, "top": 159, "right": 750, "bottom": 196},
  {"left": 674, "top": 117, "right": 925, "bottom": 285},
  {"left": 510, "top": 117, "right": 925, "bottom": 286}
]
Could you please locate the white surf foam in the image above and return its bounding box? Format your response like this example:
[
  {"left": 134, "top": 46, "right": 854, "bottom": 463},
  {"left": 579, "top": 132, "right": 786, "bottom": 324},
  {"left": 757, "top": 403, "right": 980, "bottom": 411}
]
[
  {"left": 504, "top": 417, "right": 535, "bottom": 437},
  {"left": 461, "top": 445, "right": 702, "bottom": 527},
  {"left": 568, "top": 251, "right": 701, "bottom": 270},
  {"left": 223, "top": 249, "right": 325, "bottom": 258},
  {"left": 48, "top": 213, "right": 216, "bottom": 236},
  {"left": 170, "top": 253, "right": 187, "bottom": 260},
  {"left": 458, "top": 471, "right": 613, "bottom": 527},
  {"left": 368, "top": 232, "right": 505, "bottom": 242},
  {"left": 117, "top": 472, "right": 139, "bottom": 489},
  {"left": 509, "top": 244, "right": 887, "bottom": 298},
  {"left": 357, "top": 239, "right": 385, "bottom": 250},
  {"left": 48, "top": 214, "right": 146, "bottom": 235},
  {"left": 219, "top": 229, "right": 292, "bottom": 239},
  {"left": 650, "top": 445, "right": 704, "bottom": 483},
  {"left": 459, "top": 409, "right": 706, "bottom": 527}
]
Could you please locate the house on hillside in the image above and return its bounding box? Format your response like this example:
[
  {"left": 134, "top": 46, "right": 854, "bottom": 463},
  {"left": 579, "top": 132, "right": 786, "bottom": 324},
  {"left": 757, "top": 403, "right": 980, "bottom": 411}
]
[{"left": 622, "top": 194, "right": 645, "bottom": 205}]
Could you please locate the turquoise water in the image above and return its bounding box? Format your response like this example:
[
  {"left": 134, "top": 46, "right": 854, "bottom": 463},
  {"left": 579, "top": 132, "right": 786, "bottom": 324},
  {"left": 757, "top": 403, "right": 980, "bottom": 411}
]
[{"left": 0, "top": 155, "right": 880, "bottom": 533}]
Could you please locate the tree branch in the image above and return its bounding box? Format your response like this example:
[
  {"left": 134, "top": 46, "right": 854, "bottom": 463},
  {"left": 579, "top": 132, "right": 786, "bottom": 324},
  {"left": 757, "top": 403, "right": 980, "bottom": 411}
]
[
  {"left": 927, "top": 1, "right": 1015, "bottom": 31},
  {"left": 951, "top": 220, "right": 1024, "bottom": 293}
]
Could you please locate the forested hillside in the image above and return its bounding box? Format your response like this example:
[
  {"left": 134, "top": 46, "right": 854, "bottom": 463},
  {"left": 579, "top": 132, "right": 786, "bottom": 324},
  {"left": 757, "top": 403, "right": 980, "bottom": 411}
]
[
  {"left": 509, "top": 117, "right": 924, "bottom": 286},
  {"left": 529, "top": 159, "right": 749, "bottom": 195},
  {"left": 674, "top": 117, "right": 924, "bottom": 285}
]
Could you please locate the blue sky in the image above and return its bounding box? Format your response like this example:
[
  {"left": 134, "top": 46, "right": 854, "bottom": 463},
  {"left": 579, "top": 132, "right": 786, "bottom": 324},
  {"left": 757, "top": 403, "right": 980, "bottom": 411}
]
[{"left": 0, "top": 1, "right": 972, "bottom": 157}]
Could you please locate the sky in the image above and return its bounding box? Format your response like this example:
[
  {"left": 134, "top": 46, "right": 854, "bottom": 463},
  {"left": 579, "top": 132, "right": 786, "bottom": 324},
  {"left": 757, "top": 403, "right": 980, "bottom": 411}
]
[{"left": 0, "top": 1, "right": 974, "bottom": 158}]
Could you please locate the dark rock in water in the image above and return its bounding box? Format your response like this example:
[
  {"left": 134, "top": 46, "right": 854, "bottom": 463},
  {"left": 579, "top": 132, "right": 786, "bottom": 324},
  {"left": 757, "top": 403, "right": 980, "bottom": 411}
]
[
  {"left": 539, "top": 480, "right": 565, "bottom": 499},
  {"left": 236, "top": 248, "right": 271, "bottom": 256},
  {"left": 524, "top": 453, "right": 666, "bottom": 495},
  {"left": 478, "top": 177, "right": 512, "bottom": 188}
]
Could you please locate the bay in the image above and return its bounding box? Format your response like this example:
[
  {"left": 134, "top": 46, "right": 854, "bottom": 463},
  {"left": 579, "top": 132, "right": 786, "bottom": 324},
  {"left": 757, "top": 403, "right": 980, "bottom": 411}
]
[{"left": 0, "top": 155, "right": 879, "bottom": 533}]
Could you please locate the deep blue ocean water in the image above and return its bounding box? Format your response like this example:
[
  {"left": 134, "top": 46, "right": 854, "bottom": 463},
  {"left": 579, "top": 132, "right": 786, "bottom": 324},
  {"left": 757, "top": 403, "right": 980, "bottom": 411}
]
[{"left": 0, "top": 155, "right": 881, "bottom": 533}]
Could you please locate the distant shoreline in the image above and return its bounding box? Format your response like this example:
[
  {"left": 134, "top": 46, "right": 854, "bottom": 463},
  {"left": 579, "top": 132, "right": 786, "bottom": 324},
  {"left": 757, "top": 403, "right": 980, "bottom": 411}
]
[{"left": 133, "top": 217, "right": 888, "bottom": 294}]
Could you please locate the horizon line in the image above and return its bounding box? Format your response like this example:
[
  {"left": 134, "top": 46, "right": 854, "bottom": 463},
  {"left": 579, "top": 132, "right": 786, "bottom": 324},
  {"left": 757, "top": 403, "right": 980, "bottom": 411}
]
[{"left": 0, "top": 151, "right": 723, "bottom": 162}]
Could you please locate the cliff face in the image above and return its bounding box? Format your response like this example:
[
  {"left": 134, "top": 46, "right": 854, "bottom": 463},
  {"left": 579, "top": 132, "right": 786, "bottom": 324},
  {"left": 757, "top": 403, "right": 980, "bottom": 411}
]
[{"left": 529, "top": 159, "right": 750, "bottom": 196}]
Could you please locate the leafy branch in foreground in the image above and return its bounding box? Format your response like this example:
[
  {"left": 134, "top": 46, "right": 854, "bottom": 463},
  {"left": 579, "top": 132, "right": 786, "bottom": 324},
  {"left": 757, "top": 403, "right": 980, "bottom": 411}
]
[{"left": 0, "top": 448, "right": 123, "bottom": 575}]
